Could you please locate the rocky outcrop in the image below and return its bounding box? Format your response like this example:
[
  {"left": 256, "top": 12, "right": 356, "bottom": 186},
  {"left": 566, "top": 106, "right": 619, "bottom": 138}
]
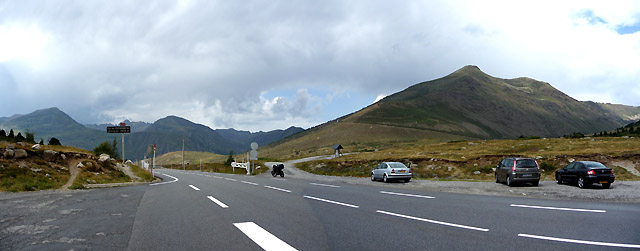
[
  {"left": 43, "top": 150, "right": 58, "bottom": 162},
  {"left": 14, "top": 149, "right": 28, "bottom": 159},
  {"left": 32, "top": 144, "right": 42, "bottom": 150},
  {"left": 3, "top": 149, "right": 14, "bottom": 158}
]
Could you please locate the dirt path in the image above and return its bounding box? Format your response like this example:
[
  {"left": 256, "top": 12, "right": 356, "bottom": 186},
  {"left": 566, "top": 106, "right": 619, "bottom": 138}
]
[
  {"left": 116, "top": 163, "right": 142, "bottom": 181},
  {"left": 610, "top": 160, "right": 640, "bottom": 177},
  {"left": 61, "top": 159, "right": 82, "bottom": 190}
]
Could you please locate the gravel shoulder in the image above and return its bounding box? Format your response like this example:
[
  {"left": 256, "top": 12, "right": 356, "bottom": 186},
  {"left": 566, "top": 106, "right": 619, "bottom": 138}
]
[{"left": 266, "top": 156, "right": 640, "bottom": 203}]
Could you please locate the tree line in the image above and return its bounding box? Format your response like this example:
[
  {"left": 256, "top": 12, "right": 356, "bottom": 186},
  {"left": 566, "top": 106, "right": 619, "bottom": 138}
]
[{"left": 0, "top": 128, "right": 61, "bottom": 145}]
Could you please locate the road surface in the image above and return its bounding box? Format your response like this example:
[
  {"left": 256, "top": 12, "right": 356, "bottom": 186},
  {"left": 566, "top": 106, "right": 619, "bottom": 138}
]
[{"left": 2, "top": 168, "right": 639, "bottom": 250}]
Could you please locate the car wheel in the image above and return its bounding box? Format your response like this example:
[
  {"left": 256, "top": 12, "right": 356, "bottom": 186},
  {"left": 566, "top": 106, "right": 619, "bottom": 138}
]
[
  {"left": 602, "top": 183, "right": 611, "bottom": 189},
  {"left": 371, "top": 173, "right": 376, "bottom": 181},
  {"left": 280, "top": 173, "right": 284, "bottom": 178},
  {"left": 506, "top": 175, "right": 512, "bottom": 187},
  {"left": 383, "top": 174, "right": 389, "bottom": 183},
  {"left": 495, "top": 174, "right": 500, "bottom": 183},
  {"left": 556, "top": 174, "right": 562, "bottom": 184},
  {"left": 404, "top": 178, "right": 411, "bottom": 183},
  {"left": 271, "top": 171, "right": 276, "bottom": 177},
  {"left": 577, "top": 176, "right": 586, "bottom": 189}
]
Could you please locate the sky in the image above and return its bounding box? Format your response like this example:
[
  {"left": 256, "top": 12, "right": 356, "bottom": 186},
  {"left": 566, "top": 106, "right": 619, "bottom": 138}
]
[{"left": 1, "top": 0, "right": 639, "bottom": 132}]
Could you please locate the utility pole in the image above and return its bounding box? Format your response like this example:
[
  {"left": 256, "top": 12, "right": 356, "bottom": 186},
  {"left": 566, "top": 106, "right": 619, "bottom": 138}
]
[{"left": 181, "top": 138, "right": 185, "bottom": 170}]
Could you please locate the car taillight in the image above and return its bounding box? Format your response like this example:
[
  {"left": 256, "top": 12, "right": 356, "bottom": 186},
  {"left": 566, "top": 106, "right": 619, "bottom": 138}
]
[
  {"left": 587, "top": 170, "right": 595, "bottom": 175},
  {"left": 408, "top": 168, "right": 411, "bottom": 173},
  {"left": 611, "top": 169, "right": 614, "bottom": 174},
  {"left": 391, "top": 169, "right": 395, "bottom": 173},
  {"left": 512, "top": 162, "right": 516, "bottom": 172},
  {"left": 535, "top": 160, "right": 540, "bottom": 169}
]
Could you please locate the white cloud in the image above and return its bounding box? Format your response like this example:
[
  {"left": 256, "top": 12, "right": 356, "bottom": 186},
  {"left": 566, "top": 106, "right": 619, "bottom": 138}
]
[{"left": 0, "top": 0, "right": 639, "bottom": 132}]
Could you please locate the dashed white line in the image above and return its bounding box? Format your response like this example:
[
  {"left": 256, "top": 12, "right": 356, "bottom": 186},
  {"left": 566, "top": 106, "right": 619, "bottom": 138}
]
[
  {"left": 270, "top": 178, "right": 287, "bottom": 181},
  {"left": 264, "top": 185, "right": 291, "bottom": 193},
  {"left": 309, "top": 183, "right": 340, "bottom": 188},
  {"left": 303, "top": 195, "right": 359, "bottom": 208},
  {"left": 207, "top": 196, "right": 229, "bottom": 208},
  {"left": 189, "top": 185, "right": 200, "bottom": 191},
  {"left": 149, "top": 174, "right": 179, "bottom": 186},
  {"left": 225, "top": 178, "right": 238, "bottom": 181},
  {"left": 204, "top": 175, "right": 212, "bottom": 177},
  {"left": 518, "top": 234, "right": 640, "bottom": 248},
  {"left": 510, "top": 204, "right": 606, "bottom": 213},
  {"left": 241, "top": 181, "right": 259, "bottom": 186},
  {"left": 380, "top": 191, "right": 435, "bottom": 199},
  {"left": 234, "top": 222, "right": 297, "bottom": 251},
  {"left": 376, "top": 210, "right": 489, "bottom": 232},
  {"left": 213, "top": 176, "right": 223, "bottom": 179}
]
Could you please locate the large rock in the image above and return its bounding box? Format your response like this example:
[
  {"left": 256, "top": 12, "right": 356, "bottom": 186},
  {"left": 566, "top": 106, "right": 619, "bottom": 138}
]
[
  {"left": 14, "top": 149, "right": 28, "bottom": 158},
  {"left": 6, "top": 144, "right": 15, "bottom": 150},
  {"left": 43, "top": 150, "right": 58, "bottom": 162},
  {"left": 99, "top": 154, "right": 110, "bottom": 162},
  {"left": 32, "top": 144, "right": 42, "bottom": 150},
  {"left": 3, "top": 149, "right": 14, "bottom": 159}
]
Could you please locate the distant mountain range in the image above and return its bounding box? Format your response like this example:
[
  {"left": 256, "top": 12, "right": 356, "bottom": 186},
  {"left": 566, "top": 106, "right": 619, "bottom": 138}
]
[
  {"left": 263, "top": 66, "right": 640, "bottom": 159},
  {"left": 0, "top": 108, "right": 303, "bottom": 160}
]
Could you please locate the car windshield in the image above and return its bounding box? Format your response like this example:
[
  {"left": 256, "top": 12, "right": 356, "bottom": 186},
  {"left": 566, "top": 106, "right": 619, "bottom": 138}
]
[
  {"left": 516, "top": 159, "right": 537, "bottom": 168},
  {"left": 388, "top": 163, "right": 408, "bottom": 169},
  {"left": 585, "top": 162, "right": 606, "bottom": 168}
]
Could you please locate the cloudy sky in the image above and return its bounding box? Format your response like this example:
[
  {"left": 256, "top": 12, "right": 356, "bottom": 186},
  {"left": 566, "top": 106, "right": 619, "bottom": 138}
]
[{"left": 1, "top": 1, "right": 639, "bottom": 132}]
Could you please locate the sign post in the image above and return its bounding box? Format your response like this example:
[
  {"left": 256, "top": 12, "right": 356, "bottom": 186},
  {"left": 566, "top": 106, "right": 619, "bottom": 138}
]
[
  {"left": 107, "top": 123, "right": 131, "bottom": 163},
  {"left": 250, "top": 142, "right": 258, "bottom": 174}
]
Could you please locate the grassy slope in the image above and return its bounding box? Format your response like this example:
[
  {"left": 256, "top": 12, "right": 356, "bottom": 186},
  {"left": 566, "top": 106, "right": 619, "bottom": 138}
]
[
  {"left": 155, "top": 151, "right": 227, "bottom": 166},
  {"left": 296, "top": 137, "right": 640, "bottom": 181}
]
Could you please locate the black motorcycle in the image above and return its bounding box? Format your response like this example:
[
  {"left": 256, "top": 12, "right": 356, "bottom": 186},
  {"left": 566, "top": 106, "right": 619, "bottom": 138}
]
[{"left": 271, "top": 164, "right": 285, "bottom": 177}]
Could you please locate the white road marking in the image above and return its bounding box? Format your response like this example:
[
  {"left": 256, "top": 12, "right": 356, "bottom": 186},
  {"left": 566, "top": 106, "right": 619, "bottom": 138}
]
[
  {"left": 518, "top": 234, "right": 640, "bottom": 248},
  {"left": 303, "top": 196, "right": 359, "bottom": 208},
  {"left": 264, "top": 185, "right": 291, "bottom": 193},
  {"left": 204, "top": 175, "right": 212, "bottom": 177},
  {"left": 233, "top": 222, "right": 297, "bottom": 251},
  {"left": 207, "top": 196, "right": 229, "bottom": 208},
  {"left": 189, "top": 185, "right": 200, "bottom": 191},
  {"left": 510, "top": 204, "right": 606, "bottom": 213},
  {"left": 213, "top": 176, "right": 223, "bottom": 179},
  {"left": 380, "top": 191, "right": 435, "bottom": 199},
  {"left": 376, "top": 210, "right": 489, "bottom": 232},
  {"left": 149, "top": 174, "right": 179, "bottom": 186},
  {"left": 225, "top": 178, "right": 238, "bottom": 181},
  {"left": 241, "top": 181, "right": 259, "bottom": 186},
  {"left": 309, "top": 183, "right": 340, "bottom": 188},
  {"left": 270, "top": 178, "right": 287, "bottom": 181}
]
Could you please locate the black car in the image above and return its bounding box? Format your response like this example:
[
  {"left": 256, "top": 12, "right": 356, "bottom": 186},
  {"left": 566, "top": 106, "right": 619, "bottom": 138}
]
[
  {"left": 495, "top": 157, "right": 540, "bottom": 186},
  {"left": 556, "top": 161, "right": 614, "bottom": 189}
]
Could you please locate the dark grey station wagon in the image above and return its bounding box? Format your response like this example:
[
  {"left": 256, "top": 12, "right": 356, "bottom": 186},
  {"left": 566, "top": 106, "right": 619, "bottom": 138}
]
[{"left": 495, "top": 157, "right": 540, "bottom": 186}]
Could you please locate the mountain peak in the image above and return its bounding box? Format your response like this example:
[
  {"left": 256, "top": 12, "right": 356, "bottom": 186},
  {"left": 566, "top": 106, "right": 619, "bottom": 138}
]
[{"left": 450, "top": 65, "right": 486, "bottom": 76}]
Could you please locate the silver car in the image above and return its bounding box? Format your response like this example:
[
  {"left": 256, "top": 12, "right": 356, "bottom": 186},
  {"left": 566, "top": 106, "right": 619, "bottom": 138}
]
[{"left": 371, "top": 162, "right": 412, "bottom": 183}]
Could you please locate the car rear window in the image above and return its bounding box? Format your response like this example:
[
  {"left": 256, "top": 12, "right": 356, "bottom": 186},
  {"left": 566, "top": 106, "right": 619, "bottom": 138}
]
[
  {"left": 584, "top": 162, "right": 606, "bottom": 168},
  {"left": 516, "top": 159, "right": 537, "bottom": 168},
  {"left": 388, "top": 163, "right": 408, "bottom": 169}
]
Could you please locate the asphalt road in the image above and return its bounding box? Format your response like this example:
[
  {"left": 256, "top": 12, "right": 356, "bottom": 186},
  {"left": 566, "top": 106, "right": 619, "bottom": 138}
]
[{"left": 2, "top": 168, "right": 640, "bottom": 250}]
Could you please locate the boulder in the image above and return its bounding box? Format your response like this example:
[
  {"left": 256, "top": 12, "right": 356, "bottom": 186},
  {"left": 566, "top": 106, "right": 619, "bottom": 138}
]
[
  {"left": 14, "top": 149, "right": 28, "bottom": 158},
  {"left": 6, "top": 144, "right": 15, "bottom": 150},
  {"left": 16, "top": 142, "right": 28, "bottom": 147},
  {"left": 99, "top": 154, "right": 110, "bottom": 162},
  {"left": 3, "top": 149, "right": 15, "bottom": 159},
  {"left": 473, "top": 171, "right": 481, "bottom": 175},
  {"left": 32, "top": 144, "right": 42, "bottom": 150},
  {"left": 43, "top": 150, "right": 58, "bottom": 162},
  {"left": 61, "top": 154, "right": 66, "bottom": 160},
  {"left": 77, "top": 162, "right": 85, "bottom": 168}
]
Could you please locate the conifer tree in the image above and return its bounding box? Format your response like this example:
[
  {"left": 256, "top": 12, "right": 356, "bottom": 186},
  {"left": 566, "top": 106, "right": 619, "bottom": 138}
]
[{"left": 8, "top": 129, "right": 14, "bottom": 138}]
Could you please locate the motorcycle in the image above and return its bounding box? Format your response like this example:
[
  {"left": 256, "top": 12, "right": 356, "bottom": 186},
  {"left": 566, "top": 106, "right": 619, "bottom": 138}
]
[{"left": 271, "top": 164, "right": 285, "bottom": 177}]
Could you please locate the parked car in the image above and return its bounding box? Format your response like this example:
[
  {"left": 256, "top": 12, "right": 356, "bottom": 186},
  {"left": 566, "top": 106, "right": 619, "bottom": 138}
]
[
  {"left": 556, "top": 161, "right": 614, "bottom": 189},
  {"left": 371, "top": 162, "right": 412, "bottom": 183},
  {"left": 495, "top": 157, "right": 540, "bottom": 186}
]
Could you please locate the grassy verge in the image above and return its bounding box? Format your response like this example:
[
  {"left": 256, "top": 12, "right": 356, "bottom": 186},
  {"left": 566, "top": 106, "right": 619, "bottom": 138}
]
[
  {"left": 130, "top": 164, "right": 155, "bottom": 181},
  {"left": 166, "top": 161, "right": 268, "bottom": 175},
  {"left": 0, "top": 160, "right": 70, "bottom": 192}
]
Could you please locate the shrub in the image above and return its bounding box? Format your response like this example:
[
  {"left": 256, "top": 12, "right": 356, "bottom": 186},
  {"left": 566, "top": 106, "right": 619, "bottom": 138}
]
[
  {"left": 539, "top": 162, "right": 556, "bottom": 173},
  {"left": 93, "top": 141, "right": 118, "bottom": 158},
  {"left": 49, "top": 137, "right": 61, "bottom": 145}
]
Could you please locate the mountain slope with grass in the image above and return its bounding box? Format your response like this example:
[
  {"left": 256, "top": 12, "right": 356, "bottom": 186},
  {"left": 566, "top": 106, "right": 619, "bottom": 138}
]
[{"left": 262, "top": 66, "right": 640, "bottom": 160}]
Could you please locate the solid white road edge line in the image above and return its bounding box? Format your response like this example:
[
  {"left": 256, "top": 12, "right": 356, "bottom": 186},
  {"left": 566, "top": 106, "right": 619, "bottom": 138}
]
[
  {"left": 380, "top": 191, "right": 435, "bottom": 199},
  {"left": 207, "top": 196, "right": 229, "bottom": 208},
  {"left": 376, "top": 210, "right": 489, "bottom": 232},
  {"left": 309, "top": 183, "right": 340, "bottom": 188},
  {"left": 241, "top": 181, "right": 259, "bottom": 186},
  {"left": 510, "top": 204, "right": 606, "bottom": 213},
  {"left": 303, "top": 195, "right": 359, "bottom": 208},
  {"left": 225, "top": 178, "right": 238, "bottom": 181},
  {"left": 518, "top": 234, "right": 640, "bottom": 248},
  {"left": 189, "top": 185, "right": 200, "bottom": 191},
  {"left": 264, "top": 185, "right": 291, "bottom": 193},
  {"left": 233, "top": 222, "right": 297, "bottom": 251},
  {"left": 149, "top": 173, "right": 179, "bottom": 186}
]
